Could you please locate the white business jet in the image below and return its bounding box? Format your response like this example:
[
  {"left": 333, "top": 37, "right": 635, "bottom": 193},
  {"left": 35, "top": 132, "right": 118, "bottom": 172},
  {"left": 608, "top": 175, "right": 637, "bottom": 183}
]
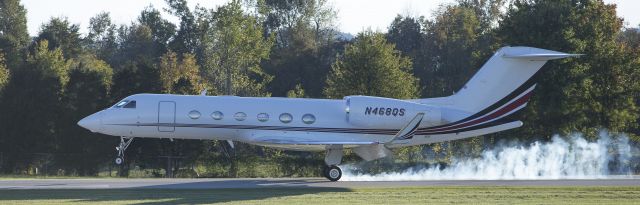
[{"left": 78, "top": 46, "right": 579, "bottom": 181}]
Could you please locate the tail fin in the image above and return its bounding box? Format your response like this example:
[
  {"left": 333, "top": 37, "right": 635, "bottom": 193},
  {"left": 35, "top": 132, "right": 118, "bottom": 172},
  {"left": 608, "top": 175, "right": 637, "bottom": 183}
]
[{"left": 449, "top": 46, "right": 580, "bottom": 113}]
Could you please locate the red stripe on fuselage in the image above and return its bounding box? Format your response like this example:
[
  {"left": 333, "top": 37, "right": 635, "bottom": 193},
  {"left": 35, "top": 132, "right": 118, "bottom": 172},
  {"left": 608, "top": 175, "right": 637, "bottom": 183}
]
[{"left": 418, "top": 91, "right": 532, "bottom": 134}]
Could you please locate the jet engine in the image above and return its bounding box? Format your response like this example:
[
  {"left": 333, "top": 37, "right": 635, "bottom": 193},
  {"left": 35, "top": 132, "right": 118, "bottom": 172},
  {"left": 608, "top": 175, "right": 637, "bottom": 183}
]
[{"left": 344, "top": 96, "right": 442, "bottom": 129}]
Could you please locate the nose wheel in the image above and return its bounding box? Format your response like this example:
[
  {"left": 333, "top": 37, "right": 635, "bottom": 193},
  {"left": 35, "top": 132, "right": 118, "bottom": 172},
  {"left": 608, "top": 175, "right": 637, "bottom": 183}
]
[
  {"left": 324, "top": 165, "right": 342, "bottom": 181},
  {"left": 115, "top": 137, "right": 134, "bottom": 165}
]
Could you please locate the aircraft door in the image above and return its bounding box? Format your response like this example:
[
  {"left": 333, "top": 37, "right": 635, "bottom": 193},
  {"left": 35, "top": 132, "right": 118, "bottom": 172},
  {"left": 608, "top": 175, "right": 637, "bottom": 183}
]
[{"left": 158, "top": 101, "right": 176, "bottom": 132}]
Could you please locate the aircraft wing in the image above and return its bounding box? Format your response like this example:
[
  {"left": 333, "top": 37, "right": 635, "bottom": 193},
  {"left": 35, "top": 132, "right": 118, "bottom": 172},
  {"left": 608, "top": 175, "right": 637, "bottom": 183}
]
[{"left": 251, "top": 137, "right": 380, "bottom": 145}]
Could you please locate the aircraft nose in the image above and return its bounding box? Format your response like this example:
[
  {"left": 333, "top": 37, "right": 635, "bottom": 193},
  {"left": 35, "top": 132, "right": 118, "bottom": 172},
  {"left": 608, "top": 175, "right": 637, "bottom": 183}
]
[{"left": 78, "top": 112, "right": 103, "bottom": 132}]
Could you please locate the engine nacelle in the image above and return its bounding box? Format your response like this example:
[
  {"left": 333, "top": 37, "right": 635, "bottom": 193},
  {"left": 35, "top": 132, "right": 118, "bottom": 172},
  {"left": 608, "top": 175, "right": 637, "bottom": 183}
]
[{"left": 345, "top": 96, "right": 442, "bottom": 129}]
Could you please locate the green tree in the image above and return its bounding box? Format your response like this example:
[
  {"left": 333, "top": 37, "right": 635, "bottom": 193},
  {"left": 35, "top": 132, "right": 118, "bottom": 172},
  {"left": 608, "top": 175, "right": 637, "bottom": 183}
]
[
  {"left": 324, "top": 31, "right": 418, "bottom": 99},
  {"left": 33, "top": 17, "right": 83, "bottom": 59},
  {"left": 286, "top": 84, "right": 306, "bottom": 98},
  {"left": 0, "top": 0, "right": 29, "bottom": 68},
  {"left": 257, "top": 0, "right": 339, "bottom": 97},
  {"left": 86, "top": 12, "right": 118, "bottom": 64},
  {"left": 498, "top": 0, "right": 640, "bottom": 138},
  {"left": 112, "top": 10, "right": 174, "bottom": 68},
  {"left": 619, "top": 25, "right": 640, "bottom": 52},
  {"left": 423, "top": 5, "right": 485, "bottom": 97},
  {"left": 0, "top": 40, "right": 71, "bottom": 173},
  {"left": 138, "top": 7, "right": 176, "bottom": 54},
  {"left": 200, "top": 0, "right": 274, "bottom": 96},
  {"left": 165, "top": 0, "right": 199, "bottom": 54},
  {"left": 159, "top": 51, "right": 205, "bottom": 94},
  {"left": 386, "top": 15, "right": 429, "bottom": 95},
  {"left": 0, "top": 52, "right": 8, "bottom": 92},
  {"left": 56, "top": 54, "right": 114, "bottom": 175}
]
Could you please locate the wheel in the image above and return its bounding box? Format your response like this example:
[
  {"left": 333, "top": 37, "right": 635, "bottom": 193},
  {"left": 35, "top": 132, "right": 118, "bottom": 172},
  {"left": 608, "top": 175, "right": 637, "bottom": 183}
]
[
  {"left": 324, "top": 165, "right": 342, "bottom": 181},
  {"left": 115, "top": 157, "right": 123, "bottom": 165}
]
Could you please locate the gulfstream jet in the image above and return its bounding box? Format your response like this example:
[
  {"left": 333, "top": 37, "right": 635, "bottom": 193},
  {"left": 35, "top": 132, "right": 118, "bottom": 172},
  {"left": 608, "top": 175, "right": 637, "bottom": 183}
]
[{"left": 78, "top": 46, "right": 579, "bottom": 181}]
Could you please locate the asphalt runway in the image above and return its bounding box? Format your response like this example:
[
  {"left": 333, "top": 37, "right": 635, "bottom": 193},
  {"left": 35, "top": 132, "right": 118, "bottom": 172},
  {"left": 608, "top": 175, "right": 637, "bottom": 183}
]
[{"left": 1, "top": 177, "right": 640, "bottom": 189}]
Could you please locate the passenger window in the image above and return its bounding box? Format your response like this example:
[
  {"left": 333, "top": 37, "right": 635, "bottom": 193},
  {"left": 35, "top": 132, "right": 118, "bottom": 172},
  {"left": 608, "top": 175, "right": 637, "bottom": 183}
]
[
  {"left": 211, "top": 111, "right": 224, "bottom": 120},
  {"left": 234, "top": 112, "right": 247, "bottom": 121},
  {"left": 189, "top": 110, "right": 201, "bottom": 119},
  {"left": 279, "top": 113, "right": 293, "bottom": 123},
  {"left": 257, "top": 113, "right": 269, "bottom": 122},
  {"left": 123, "top": 100, "right": 136, "bottom": 108},
  {"left": 302, "top": 114, "right": 316, "bottom": 124}
]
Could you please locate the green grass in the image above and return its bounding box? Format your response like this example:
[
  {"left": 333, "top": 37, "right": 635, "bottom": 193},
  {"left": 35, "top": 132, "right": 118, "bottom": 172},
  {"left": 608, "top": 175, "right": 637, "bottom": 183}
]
[{"left": 0, "top": 187, "right": 639, "bottom": 204}]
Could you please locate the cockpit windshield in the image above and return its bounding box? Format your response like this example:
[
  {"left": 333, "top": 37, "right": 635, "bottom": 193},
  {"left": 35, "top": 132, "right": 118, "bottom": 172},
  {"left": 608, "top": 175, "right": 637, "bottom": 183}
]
[
  {"left": 113, "top": 100, "right": 129, "bottom": 108},
  {"left": 123, "top": 100, "right": 136, "bottom": 108},
  {"left": 113, "top": 100, "right": 136, "bottom": 108}
]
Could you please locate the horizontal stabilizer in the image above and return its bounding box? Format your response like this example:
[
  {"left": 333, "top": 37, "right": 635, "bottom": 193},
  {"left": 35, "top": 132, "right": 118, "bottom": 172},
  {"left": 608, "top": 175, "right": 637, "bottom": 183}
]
[
  {"left": 388, "top": 120, "right": 524, "bottom": 146},
  {"left": 502, "top": 47, "right": 582, "bottom": 60},
  {"left": 503, "top": 53, "right": 583, "bottom": 60}
]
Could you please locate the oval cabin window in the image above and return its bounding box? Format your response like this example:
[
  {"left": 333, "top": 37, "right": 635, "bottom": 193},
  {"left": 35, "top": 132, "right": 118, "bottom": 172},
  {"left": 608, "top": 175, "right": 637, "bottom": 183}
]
[
  {"left": 257, "top": 113, "right": 269, "bottom": 122},
  {"left": 302, "top": 114, "right": 316, "bottom": 124},
  {"left": 188, "top": 110, "right": 201, "bottom": 119},
  {"left": 211, "top": 111, "right": 223, "bottom": 120},
  {"left": 279, "top": 113, "right": 293, "bottom": 123},
  {"left": 234, "top": 112, "right": 247, "bottom": 121}
]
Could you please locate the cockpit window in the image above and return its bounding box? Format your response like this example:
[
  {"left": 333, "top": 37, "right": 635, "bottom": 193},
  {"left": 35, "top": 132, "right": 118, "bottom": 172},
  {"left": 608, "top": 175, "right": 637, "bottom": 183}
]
[
  {"left": 123, "top": 100, "right": 136, "bottom": 108},
  {"left": 113, "top": 100, "right": 136, "bottom": 108},
  {"left": 113, "top": 100, "right": 129, "bottom": 108}
]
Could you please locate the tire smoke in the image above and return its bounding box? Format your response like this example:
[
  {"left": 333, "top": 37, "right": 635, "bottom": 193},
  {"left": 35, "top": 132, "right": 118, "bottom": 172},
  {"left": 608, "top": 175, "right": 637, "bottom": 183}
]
[{"left": 342, "top": 131, "right": 634, "bottom": 181}]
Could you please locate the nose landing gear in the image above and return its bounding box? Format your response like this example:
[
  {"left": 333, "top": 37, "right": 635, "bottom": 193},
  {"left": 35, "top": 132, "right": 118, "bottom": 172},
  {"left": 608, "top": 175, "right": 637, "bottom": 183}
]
[{"left": 115, "top": 137, "right": 134, "bottom": 165}]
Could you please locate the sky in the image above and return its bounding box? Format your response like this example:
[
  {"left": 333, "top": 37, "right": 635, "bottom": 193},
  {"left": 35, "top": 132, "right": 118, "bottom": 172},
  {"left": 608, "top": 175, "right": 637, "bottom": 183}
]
[{"left": 21, "top": 0, "right": 640, "bottom": 36}]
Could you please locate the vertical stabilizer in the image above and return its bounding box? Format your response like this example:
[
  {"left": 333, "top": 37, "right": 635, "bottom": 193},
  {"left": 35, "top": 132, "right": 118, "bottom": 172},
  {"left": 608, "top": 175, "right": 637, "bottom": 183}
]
[{"left": 446, "top": 46, "right": 579, "bottom": 114}]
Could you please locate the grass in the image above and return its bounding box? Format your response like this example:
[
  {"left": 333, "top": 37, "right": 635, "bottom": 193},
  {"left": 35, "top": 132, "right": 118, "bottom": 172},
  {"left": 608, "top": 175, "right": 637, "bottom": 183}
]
[{"left": 0, "top": 186, "right": 639, "bottom": 204}]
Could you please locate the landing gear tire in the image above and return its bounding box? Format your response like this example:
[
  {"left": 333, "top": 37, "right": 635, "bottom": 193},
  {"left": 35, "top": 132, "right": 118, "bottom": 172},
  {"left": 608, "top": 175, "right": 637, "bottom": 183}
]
[
  {"left": 324, "top": 165, "right": 342, "bottom": 181},
  {"left": 115, "top": 157, "right": 123, "bottom": 165}
]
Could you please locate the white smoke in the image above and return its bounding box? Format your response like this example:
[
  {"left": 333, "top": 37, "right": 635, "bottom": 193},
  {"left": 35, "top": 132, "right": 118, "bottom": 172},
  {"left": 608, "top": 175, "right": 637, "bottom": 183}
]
[{"left": 342, "top": 131, "right": 634, "bottom": 181}]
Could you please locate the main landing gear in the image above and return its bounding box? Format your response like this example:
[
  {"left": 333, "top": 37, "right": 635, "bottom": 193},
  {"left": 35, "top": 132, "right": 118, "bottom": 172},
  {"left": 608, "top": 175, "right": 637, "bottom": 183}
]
[
  {"left": 323, "top": 165, "right": 342, "bottom": 181},
  {"left": 115, "top": 137, "right": 134, "bottom": 165},
  {"left": 323, "top": 145, "right": 343, "bottom": 181}
]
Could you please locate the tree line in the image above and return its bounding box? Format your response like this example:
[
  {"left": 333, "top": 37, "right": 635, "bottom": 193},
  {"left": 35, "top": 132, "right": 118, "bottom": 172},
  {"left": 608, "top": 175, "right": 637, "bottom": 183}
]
[{"left": 0, "top": 0, "right": 638, "bottom": 176}]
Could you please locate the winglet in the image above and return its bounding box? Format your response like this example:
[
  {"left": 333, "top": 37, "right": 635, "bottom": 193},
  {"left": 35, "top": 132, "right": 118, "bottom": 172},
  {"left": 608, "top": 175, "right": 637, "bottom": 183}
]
[{"left": 390, "top": 113, "right": 424, "bottom": 141}]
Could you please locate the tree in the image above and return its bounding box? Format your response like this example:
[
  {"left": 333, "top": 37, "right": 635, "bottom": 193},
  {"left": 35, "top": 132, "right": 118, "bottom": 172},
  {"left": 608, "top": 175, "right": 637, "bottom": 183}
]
[
  {"left": 387, "top": 15, "right": 424, "bottom": 58},
  {"left": 57, "top": 54, "right": 114, "bottom": 175},
  {"left": 286, "top": 84, "right": 306, "bottom": 98},
  {"left": 159, "top": 51, "right": 205, "bottom": 94},
  {"left": 0, "top": 40, "right": 71, "bottom": 173},
  {"left": 166, "top": 0, "right": 199, "bottom": 54},
  {"left": 0, "top": 52, "right": 8, "bottom": 92},
  {"left": 498, "top": 0, "right": 640, "bottom": 138},
  {"left": 86, "top": 12, "right": 118, "bottom": 64},
  {"left": 386, "top": 15, "right": 430, "bottom": 95},
  {"left": 0, "top": 0, "right": 29, "bottom": 68},
  {"left": 112, "top": 10, "right": 174, "bottom": 68},
  {"left": 33, "top": 17, "right": 83, "bottom": 59},
  {"left": 324, "top": 31, "right": 418, "bottom": 99},
  {"left": 619, "top": 26, "right": 640, "bottom": 52},
  {"left": 422, "top": 5, "right": 485, "bottom": 97},
  {"left": 200, "top": 0, "right": 274, "bottom": 96},
  {"left": 257, "top": 0, "right": 339, "bottom": 97},
  {"left": 138, "top": 7, "right": 176, "bottom": 54}
]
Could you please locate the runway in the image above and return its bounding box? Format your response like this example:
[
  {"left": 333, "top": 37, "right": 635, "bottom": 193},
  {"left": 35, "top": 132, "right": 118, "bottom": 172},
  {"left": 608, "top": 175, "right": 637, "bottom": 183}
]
[{"left": 1, "top": 177, "right": 640, "bottom": 189}]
